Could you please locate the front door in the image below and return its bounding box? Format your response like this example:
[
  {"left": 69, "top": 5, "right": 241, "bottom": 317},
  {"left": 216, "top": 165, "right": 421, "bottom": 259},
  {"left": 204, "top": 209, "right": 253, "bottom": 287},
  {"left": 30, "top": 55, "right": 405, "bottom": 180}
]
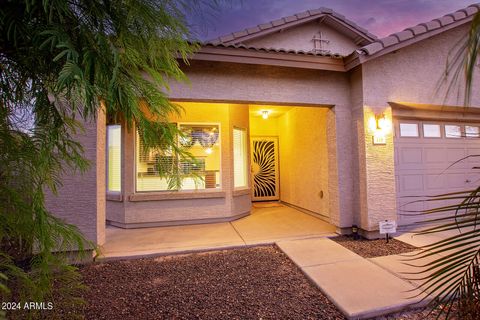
[{"left": 251, "top": 137, "right": 280, "bottom": 201}]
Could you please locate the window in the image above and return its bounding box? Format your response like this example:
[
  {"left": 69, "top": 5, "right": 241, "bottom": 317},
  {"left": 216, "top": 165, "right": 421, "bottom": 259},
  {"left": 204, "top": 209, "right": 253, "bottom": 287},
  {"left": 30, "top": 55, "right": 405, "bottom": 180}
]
[
  {"left": 423, "top": 124, "right": 441, "bottom": 138},
  {"left": 136, "top": 123, "right": 221, "bottom": 191},
  {"left": 107, "top": 125, "right": 121, "bottom": 192},
  {"left": 233, "top": 128, "right": 248, "bottom": 188},
  {"left": 399, "top": 123, "right": 419, "bottom": 137},
  {"left": 445, "top": 125, "right": 462, "bottom": 138},
  {"left": 466, "top": 126, "right": 480, "bottom": 138}
]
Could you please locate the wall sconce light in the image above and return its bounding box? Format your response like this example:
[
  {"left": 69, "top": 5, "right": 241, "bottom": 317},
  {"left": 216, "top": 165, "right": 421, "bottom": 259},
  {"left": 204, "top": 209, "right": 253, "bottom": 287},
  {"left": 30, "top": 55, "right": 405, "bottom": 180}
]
[
  {"left": 369, "top": 113, "right": 390, "bottom": 145},
  {"left": 369, "top": 113, "right": 387, "bottom": 132},
  {"left": 205, "top": 147, "right": 213, "bottom": 155},
  {"left": 262, "top": 110, "right": 270, "bottom": 119}
]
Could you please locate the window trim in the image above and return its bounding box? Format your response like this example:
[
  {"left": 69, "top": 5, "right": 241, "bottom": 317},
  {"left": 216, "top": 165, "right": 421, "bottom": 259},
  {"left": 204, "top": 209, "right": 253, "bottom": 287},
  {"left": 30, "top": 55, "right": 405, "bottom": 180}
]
[
  {"left": 106, "top": 124, "right": 122, "bottom": 193},
  {"left": 444, "top": 124, "right": 463, "bottom": 139},
  {"left": 134, "top": 122, "right": 223, "bottom": 193},
  {"left": 465, "top": 125, "right": 480, "bottom": 138},
  {"left": 422, "top": 123, "right": 442, "bottom": 139},
  {"left": 399, "top": 122, "right": 420, "bottom": 138},
  {"left": 233, "top": 126, "right": 249, "bottom": 189}
]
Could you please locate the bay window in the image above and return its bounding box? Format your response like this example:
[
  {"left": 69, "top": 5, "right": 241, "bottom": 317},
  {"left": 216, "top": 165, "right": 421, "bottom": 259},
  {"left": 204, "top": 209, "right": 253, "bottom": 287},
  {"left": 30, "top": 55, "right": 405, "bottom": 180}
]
[
  {"left": 136, "top": 123, "right": 221, "bottom": 192},
  {"left": 233, "top": 128, "right": 248, "bottom": 188}
]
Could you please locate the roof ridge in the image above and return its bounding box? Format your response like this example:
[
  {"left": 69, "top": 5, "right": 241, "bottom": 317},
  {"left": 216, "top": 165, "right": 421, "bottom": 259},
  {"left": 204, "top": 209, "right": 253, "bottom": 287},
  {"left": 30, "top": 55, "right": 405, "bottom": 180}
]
[
  {"left": 209, "top": 7, "right": 377, "bottom": 45},
  {"left": 359, "top": 3, "right": 480, "bottom": 56}
]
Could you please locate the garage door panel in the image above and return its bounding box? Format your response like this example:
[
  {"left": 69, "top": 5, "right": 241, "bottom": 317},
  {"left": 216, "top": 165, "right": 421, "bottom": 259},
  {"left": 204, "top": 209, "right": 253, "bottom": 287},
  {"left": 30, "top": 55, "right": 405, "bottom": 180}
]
[
  {"left": 395, "top": 120, "right": 480, "bottom": 226},
  {"left": 425, "top": 174, "right": 445, "bottom": 191},
  {"left": 444, "top": 173, "right": 467, "bottom": 188},
  {"left": 399, "top": 147, "right": 423, "bottom": 165},
  {"left": 401, "top": 174, "right": 424, "bottom": 192},
  {"left": 466, "top": 149, "right": 480, "bottom": 165},
  {"left": 424, "top": 147, "right": 446, "bottom": 164},
  {"left": 446, "top": 148, "right": 467, "bottom": 163}
]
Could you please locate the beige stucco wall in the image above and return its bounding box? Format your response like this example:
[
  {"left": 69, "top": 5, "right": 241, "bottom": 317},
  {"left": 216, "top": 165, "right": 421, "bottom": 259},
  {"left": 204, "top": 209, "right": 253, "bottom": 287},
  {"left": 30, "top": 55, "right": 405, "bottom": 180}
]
[
  {"left": 278, "top": 107, "right": 330, "bottom": 216},
  {"left": 358, "top": 23, "right": 480, "bottom": 232},
  {"left": 45, "top": 110, "right": 106, "bottom": 246},
  {"left": 250, "top": 116, "right": 279, "bottom": 136},
  {"left": 244, "top": 21, "right": 358, "bottom": 56},
  {"left": 106, "top": 102, "right": 252, "bottom": 227}
]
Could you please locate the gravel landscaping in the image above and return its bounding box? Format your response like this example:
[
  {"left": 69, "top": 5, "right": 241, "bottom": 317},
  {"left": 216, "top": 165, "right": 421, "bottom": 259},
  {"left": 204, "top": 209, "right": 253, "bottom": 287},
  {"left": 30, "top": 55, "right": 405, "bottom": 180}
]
[
  {"left": 77, "top": 246, "right": 344, "bottom": 320},
  {"left": 331, "top": 235, "right": 417, "bottom": 258}
]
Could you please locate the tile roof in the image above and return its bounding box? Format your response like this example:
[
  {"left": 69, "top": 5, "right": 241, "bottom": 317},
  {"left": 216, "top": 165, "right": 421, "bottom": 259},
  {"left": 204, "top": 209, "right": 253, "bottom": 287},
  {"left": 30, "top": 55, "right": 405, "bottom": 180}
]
[
  {"left": 358, "top": 3, "right": 480, "bottom": 56},
  {"left": 209, "top": 7, "right": 377, "bottom": 46},
  {"left": 201, "top": 42, "right": 345, "bottom": 58}
]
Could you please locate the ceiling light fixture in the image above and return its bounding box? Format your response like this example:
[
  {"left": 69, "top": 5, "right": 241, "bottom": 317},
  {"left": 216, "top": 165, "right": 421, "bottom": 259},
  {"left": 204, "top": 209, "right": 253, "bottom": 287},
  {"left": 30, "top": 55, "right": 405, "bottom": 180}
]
[{"left": 262, "top": 110, "right": 270, "bottom": 119}]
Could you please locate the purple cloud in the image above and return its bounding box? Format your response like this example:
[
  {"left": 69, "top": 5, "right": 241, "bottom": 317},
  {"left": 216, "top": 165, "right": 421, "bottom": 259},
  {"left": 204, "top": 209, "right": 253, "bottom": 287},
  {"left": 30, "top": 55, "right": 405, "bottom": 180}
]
[{"left": 187, "top": 0, "right": 475, "bottom": 40}]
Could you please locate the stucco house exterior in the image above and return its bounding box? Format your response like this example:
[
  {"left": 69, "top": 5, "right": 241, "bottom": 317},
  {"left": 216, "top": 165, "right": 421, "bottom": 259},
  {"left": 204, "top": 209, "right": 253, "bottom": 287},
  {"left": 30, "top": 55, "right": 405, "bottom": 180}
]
[{"left": 47, "top": 4, "right": 480, "bottom": 246}]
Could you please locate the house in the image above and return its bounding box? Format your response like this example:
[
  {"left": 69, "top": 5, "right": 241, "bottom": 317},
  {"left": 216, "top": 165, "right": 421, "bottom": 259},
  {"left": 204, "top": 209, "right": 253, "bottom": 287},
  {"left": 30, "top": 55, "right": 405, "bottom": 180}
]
[{"left": 46, "top": 3, "right": 480, "bottom": 247}]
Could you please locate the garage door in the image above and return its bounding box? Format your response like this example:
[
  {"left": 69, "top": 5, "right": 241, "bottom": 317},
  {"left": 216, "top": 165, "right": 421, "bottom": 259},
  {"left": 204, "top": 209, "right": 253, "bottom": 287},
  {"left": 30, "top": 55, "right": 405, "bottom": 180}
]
[{"left": 394, "top": 120, "right": 480, "bottom": 226}]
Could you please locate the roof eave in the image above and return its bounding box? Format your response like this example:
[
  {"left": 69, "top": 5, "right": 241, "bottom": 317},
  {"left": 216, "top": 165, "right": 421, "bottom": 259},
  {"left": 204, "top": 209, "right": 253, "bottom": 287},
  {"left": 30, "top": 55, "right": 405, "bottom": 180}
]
[{"left": 187, "top": 46, "right": 346, "bottom": 72}]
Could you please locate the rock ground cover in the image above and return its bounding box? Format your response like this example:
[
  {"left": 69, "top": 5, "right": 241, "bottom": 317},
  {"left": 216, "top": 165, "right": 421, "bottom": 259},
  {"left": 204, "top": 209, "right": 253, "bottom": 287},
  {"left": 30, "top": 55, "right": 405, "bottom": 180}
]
[
  {"left": 15, "top": 242, "right": 448, "bottom": 319},
  {"left": 331, "top": 235, "right": 417, "bottom": 258},
  {"left": 79, "top": 246, "right": 344, "bottom": 320}
]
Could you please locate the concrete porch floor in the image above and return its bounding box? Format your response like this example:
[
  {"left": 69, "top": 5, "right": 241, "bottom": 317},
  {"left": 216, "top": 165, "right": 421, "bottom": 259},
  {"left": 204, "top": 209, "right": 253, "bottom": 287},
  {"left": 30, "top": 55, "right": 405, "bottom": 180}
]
[{"left": 100, "top": 203, "right": 336, "bottom": 259}]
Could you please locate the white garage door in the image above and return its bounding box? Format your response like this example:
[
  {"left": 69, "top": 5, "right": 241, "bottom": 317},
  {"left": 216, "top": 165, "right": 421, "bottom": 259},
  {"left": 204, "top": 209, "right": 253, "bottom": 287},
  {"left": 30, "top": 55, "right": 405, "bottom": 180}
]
[{"left": 394, "top": 120, "right": 480, "bottom": 226}]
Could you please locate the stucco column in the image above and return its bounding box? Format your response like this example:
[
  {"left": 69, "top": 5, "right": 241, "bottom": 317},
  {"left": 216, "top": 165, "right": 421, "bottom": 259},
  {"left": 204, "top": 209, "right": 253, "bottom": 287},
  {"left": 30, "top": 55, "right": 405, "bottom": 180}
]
[
  {"left": 45, "top": 110, "right": 106, "bottom": 246},
  {"left": 359, "top": 106, "right": 397, "bottom": 234},
  {"left": 327, "top": 106, "right": 354, "bottom": 230}
]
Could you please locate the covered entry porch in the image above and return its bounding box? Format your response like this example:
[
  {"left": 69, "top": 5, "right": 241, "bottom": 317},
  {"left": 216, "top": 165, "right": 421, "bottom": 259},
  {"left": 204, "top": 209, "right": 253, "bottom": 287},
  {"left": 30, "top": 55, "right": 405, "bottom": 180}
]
[{"left": 101, "top": 203, "right": 335, "bottom": 259}]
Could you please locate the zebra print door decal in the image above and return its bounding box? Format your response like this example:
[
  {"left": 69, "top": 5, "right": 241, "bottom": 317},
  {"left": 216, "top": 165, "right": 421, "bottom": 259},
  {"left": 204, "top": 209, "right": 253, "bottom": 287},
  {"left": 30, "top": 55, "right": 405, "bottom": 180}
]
[{"left": 251, "top": 137, "right": 279, "bottom": 201}]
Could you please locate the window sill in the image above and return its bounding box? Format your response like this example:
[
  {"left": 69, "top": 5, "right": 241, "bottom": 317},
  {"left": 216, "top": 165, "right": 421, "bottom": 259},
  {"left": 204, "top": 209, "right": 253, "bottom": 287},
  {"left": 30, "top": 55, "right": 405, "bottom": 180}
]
[
  {"left": 233, "top": 188, "right": 251, "bottom": 197},
  {"left": 106, "top": 192, "right": 123, "bottom": 202},
  {"left": 129, "top": 190, "right": 226, "bottom": 202}
]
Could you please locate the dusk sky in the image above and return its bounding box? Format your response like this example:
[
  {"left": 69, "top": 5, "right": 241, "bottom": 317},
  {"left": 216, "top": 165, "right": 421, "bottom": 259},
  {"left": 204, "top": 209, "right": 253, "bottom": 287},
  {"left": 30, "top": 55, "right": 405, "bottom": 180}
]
[{"left": 188, "top": 0, "right": 476, "bottom": 40}]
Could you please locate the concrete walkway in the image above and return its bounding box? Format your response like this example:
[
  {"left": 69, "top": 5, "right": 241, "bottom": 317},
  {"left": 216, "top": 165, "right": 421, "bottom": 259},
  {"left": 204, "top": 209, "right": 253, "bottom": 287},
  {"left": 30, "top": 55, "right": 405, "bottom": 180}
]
[
  {"left": 100, "top": 204, "right": 336, "bottom": 259},
  {"left": 277, "top": 237, "right": 428, "bottom": 320}
]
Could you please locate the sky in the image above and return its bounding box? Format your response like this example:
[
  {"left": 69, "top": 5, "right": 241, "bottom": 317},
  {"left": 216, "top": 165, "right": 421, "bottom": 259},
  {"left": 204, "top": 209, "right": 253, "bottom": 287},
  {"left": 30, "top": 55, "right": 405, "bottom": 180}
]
[{"left": 187, "top": 0, "right": 476, "bottom": 41}]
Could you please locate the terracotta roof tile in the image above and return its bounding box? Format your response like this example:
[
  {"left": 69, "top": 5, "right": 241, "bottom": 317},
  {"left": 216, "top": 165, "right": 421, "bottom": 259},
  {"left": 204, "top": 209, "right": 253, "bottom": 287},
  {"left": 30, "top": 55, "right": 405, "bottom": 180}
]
[
  {"left": 448, "top": 11, "right": 467, "bottom": 21},
  {"left": 308, "top": 8, "right": 323, "bottom": 15},
  {"left": 220, "top": 34, "right": 235, "bottom": 42},
  {"left": 420, "top": 20, "right": 441, "bottom": 31},
  {"left": 209, "top": 7, "right": 377, "bottom": 47},
  {"left": 435, "top": 15, "right": 454, "bottom": 26},
  {"left": 271, "top": 19, "right": 285, "bottom": 27},
  {"left": 406, "top": 25, "right": 428, "bottom": 36},
  {"left": 392, "top": 30, "right": 414, "bottom": 41},
  {"left": 380, "top": 36, "right": 399, "bottom": 47},
  {"left": 259, "top": 23, "right": 272, "bottom": 30},
  {"left": 331, "top": 12, "right": 346, "bottom": 20},
  {"left": 233, "top": 30, "right": 248, "bottom": 38},
  {"left": 200, "top": 42, "right": 344, "bottom": 58},
  {"left": 465, "top": 6, "right": 479, "bottom": 15},
  {"left": 358, "top": 3, "right": 478, "bottom": 57},
  {"left": 320, "top": 7, "right": 333, "bottom": 14},
  {"left": 360, "top": 42, "right": 383, "bottom": 55},
  {"left": 295, "top": 11, "right": 310, "bottom": 19},
  {"left": 246, "top": 27, "right": 260, "bottom": 34}
]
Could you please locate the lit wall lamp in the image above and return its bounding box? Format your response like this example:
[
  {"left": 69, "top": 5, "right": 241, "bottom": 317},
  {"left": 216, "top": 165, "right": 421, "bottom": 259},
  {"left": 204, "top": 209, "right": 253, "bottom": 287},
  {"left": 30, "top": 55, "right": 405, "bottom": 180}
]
[
  {"left": 368, "top": 114, "right": 387, "bottom": 131},
  {"left": 262, "top": 110, "right": 270, "bottom": 119},
  {"left": 369, "top": 113, "right": 390, "bottom": 145}
]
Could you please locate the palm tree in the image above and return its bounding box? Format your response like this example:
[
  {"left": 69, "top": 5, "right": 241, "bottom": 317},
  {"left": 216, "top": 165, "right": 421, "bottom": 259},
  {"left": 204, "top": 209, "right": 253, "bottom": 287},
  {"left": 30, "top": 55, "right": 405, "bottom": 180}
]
[{"left": 0, "top": 0, "right": 206, "bottom": 317}]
